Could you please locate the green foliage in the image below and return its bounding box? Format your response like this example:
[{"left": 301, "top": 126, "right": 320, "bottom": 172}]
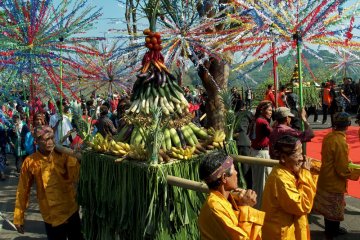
[
  {"left": 293, "top": 86, "right": 320, "bottom": 107},
  {"left": 230, "top": 49, "right": 357, "bottom": 90}
]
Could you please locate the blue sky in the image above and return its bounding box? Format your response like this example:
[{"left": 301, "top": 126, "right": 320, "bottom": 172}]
[
  {"left": 55, "top": 0, "right": 359, "bottom": 42},
  {"left": 79, "top": 0, "right": 359, "bottom": 37}
]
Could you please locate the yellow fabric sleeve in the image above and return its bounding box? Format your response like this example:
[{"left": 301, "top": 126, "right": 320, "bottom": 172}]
[
  {"left": 13, "top": 159, "right": 34, "bottom": 225},
  {"left": 276, "top": 169, "right": 316, "bottom": 217},
  {"left": 210, "top": 201, "right": 250, "bottom": 240},
  {"left": 333, "top": 141, "right": 352, "bottom": 179}
]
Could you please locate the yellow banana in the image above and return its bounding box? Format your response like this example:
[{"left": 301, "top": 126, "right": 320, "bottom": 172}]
[
  {"left": 114, "top": 144, "right": 124, "bottom": 151},
  {"left": 118, "top": 149, "right": 127, "bottom": 155},
  {"left": 117, "top": 142, "right": 130, "bottom": 151},
  {"left": 123, "top": 143, "right": 131, "bottom": 151},
  {"left": 212, "top": 142, "right": 220, "bottom": 148}
]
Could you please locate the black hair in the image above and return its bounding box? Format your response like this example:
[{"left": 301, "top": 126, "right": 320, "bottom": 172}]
[
  {"left": 102, "top": 101, "right": 111, "bottom": 109},
  {"left": 100, "top": 105, "right": 109, "bottom": 116},
  {"left": 254, "top": 100, "right": 272, "bottom": 119},
  {"left": 276, "top": 116, "right": 288, "bottom": 124},
  {"left": 56, "top": 100, "right": 61, "bottom": 108},
  {"left": 199, "top": 151, "right": 231, "bottom": 189},
  {"left": 273, "top": 135, "right": 300, "bottom": 158}
]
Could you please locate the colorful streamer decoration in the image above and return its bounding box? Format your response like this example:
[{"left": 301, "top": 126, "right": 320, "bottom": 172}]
[
  {"left": 65, "top": 40, "right": 137, "bottom": 98},
  {"left": 230, "top": 0, "right": 360, "bottom": 74},
  {"left": 113, "top": 0, "right": 257, "bottom": 88},
  {"left": 325, "top": 48, "right": 360, "bottom": 78},
  {"left": 0, "top": 0, "right": 103, "bottom": 105}
]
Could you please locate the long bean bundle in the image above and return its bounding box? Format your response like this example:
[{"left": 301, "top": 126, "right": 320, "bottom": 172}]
[{"left": 78, "top": 152, "right": 205, "bottom": 239}]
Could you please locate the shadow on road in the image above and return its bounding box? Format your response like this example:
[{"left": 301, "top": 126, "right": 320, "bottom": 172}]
[
  {"left": 344, "top": 208, "right": 360, "bottom": 216},
  {"left": 2, "top": 219, "right": 46, "bottom": 234},
  {"left": 309, "top": 214, "right": 324, "bottom": 229},
  {"left": 13, "top": 237, "right": 46, "bottom": 240},
  {"left": 311, "top": 230, "right": 360, "bottom": 240}
]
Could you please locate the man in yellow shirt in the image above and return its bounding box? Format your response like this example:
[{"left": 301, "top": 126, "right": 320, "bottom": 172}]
[
  {"left": 198, "top": 151, "right": 265, "bottom": 240},
  {"left": 313, "top": 112, "right": 359, "bottom": 238},
  {"left": 13, "top": 126, "right": 83, "bottom": 240},
  {"left": 262, "top": 135, "right": 316, "bottom": 240}
]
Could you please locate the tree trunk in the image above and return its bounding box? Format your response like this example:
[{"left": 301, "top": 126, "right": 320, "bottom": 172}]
[
  {"left": 195, "top": 0, "right": 233, "bottom": 130},
  {"left": 198, "top": 52, "right": 232, "bottom": 130}
]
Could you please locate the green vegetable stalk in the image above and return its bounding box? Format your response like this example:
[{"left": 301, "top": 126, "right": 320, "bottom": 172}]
[
  {"left": 144, "top": 106, "right": 165, "bottom": 164},
  {"left": 220, "top": 90, "right": 246, "bottom": 188},
  {"left": 349, "top": 162, "right": 360, "bottom": 169}
]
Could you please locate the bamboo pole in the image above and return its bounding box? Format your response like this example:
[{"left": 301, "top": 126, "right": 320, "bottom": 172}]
[
  {"left": 59, "top": 37, "right": 64, "bottom": 141},
  {"left": 166, "top": 175, "right": 209, "bottom": 193},
  {"left": 54, "top": 144, "right": 82, "bottom": 160},
  {"left": 230, "top": 154, "right": 279, "bottom": 167},
  {"left": 167, "top": 155, "right": 321, "bottom": 193},
  {"left": 294, "top": 31, "right": 306, "bottom": 154},
  {"left": 166, "top": 155, "right": 279, "bottom": 193},
  {"left": 272, "top": 41, "right": 278, "bottom": 108}
]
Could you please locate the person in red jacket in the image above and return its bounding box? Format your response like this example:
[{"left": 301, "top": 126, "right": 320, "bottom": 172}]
[
  {"left": 264, "top": 84, "right": 275, "bottom": 107},
  {"left": 277, "top": 86, "right": 288, "bottom": 107},
  {"left": 322, "top": 82, "right": 332, "bottom": 124}
]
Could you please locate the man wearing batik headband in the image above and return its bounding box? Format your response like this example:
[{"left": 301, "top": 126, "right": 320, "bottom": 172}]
[
  {"left": 198, "top": 151, "right": 265, "bottom": 240},
  {"left": 13, "top": 126, "right": 83, "bottom": 240}
]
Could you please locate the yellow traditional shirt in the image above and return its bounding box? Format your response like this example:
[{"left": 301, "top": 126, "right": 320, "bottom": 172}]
[
  {"left": 198, "top": 190, "right": 265, "bottom": 240},
  {"left": 14, "top": 150, "right": 80, "bottom": 227},
  {"left": 261, "top": 166, "right": 316, "bottom": 240},
  {"left": 317, "top": 131, "right": 353, "bottom": 193}
]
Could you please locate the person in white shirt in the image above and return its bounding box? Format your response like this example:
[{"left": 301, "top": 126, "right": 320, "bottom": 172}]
[{"left": 49, "top": 100, "right": 73, "bottom": 147}]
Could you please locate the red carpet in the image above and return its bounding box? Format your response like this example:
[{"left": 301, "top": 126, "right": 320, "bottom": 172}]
[{"left": 307, "top": 126, "right": 360, "bottom": 199}]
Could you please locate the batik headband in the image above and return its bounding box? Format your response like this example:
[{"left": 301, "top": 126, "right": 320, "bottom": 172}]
[
  {"left": 34, "top": 126, "right": 53, "bottom": 139},
  {"left": 205, "top": 156, "right": 233, "bottom": 183}
]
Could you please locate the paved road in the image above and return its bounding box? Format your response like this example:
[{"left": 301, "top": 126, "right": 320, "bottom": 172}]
[
  {"left": 0, "top": 116, "right": 359, "bottom": 240},
  {"left": 0, "top": 159, "right": 46, "bottom": 240}
]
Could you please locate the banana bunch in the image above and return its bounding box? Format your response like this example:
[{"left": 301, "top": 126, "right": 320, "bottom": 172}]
[
  {"left": 194, "top": 143, "right": 207, "bottom": 155},
  {"left": 207, "top": 130, "right": 226, "bottom": 149},
  {"left": 168, "top": 146, "right": 196, "bottom": 160},
  {"left": 158, "top": 150, "right": 171, "bottom": 163},
  {"left": 91, "top": 133, "right": 110, "bottom": 152},
  {"left": 109, "top": 140, "right": 131, "bottom": 156},
  {"left": 127, "top": 144, "right": 147, "bottom": 161}
]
